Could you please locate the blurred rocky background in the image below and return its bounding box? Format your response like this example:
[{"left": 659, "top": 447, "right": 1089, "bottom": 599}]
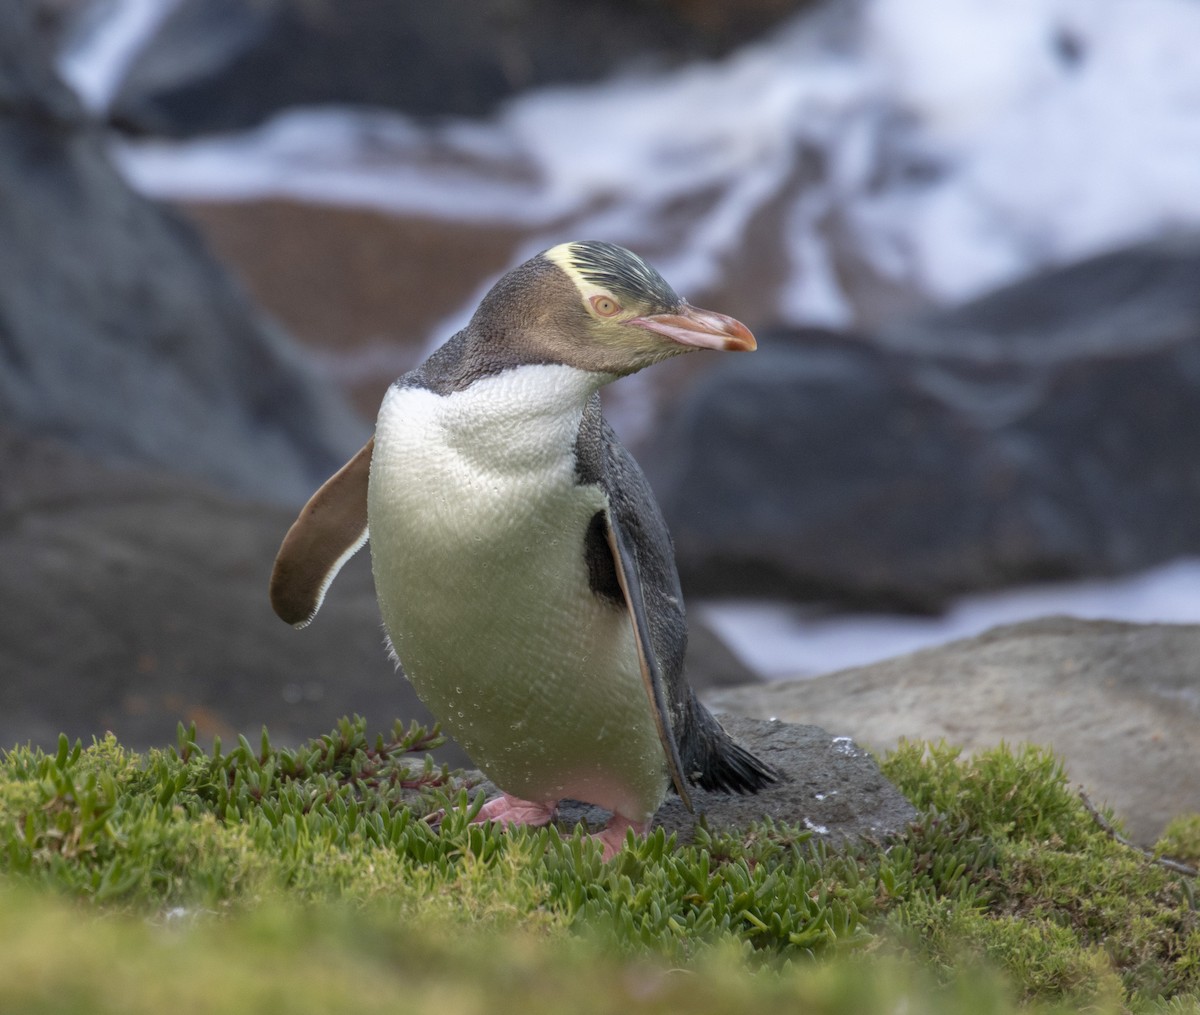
[{"left": 4, "top": 0, "right": 1199, "bottom": 836}]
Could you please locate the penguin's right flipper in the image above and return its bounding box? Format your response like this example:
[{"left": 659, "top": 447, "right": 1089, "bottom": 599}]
[{"left": 269, "top": 437, "right": 373, "bottom": 628}]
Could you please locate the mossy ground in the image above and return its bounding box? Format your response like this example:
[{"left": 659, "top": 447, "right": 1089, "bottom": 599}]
[{"left": 0, "top": 719, "right": 1196, "bottom": 1013}]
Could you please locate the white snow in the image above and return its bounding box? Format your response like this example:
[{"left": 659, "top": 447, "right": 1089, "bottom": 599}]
[
  {"left": 855, "top": 0, "right": 1200, "bottom": 301},
  {"left": 56, "top": 0, "right": 182, "bottom": 111}
]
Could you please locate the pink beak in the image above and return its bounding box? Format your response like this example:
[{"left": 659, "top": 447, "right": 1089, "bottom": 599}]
[{"left": 629, "top": 302, "right": 757, "bottom": 352}]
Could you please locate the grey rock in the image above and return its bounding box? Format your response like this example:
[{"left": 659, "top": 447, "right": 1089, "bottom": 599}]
[
  {"left": 1, "top": 0, "right": 83, "bottom": 123},
  {"left": 878, "top": 233, "right": 1200, "bottom": 364},
  {"left": 108, "top": 0, "right": 812, "bottom": 137},
  {"left": 0, "top": 1, "right": 366, "bottom": 506},
  {"left": 682, "top": 619, "right": 761, "bottom": 692},
  {"left": 709, "top": 617, "right": 1200, "bottom": 844},
  {"left": 651, "top": 716, "right": 915, "bottom": 846},
  {"left": 0, "top": 426, "right": 466, "bottom": 763},
  {"left": 653, "top": 236, "right": 1200, "bottom": 608}
]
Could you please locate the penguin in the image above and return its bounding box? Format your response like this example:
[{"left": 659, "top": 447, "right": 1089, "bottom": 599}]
[{"left": 270, "top": 240, "right": 777, "bottom": 858}]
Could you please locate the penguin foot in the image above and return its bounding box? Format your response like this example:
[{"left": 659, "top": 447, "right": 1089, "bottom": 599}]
[
  {"left": 471, "top": 796, "right": 645, "bottom": 861},
  {"left": 474, "top": 793, "right": 556, "bottom": 827},
  {"left": 591, "top": 816, "right": 647, "bottom": 861}
]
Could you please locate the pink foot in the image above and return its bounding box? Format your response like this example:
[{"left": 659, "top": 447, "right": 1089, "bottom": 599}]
[
  {"left": 473, "top": 792, "right": 556, "bottom": 828},
  {"left": 590, "top": 815, "right": 648, "bottom": 861}
]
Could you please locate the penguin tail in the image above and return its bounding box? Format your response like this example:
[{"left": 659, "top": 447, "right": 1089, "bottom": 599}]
[
  {"left": 684, "top": 701, "right": 781, "bottom": 795},
  {"left": 698, "top": 734, "right": 780, "bottom": 795}
]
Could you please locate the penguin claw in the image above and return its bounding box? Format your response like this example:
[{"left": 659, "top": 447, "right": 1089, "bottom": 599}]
[{"left": 473, "top": 792, "right": 556, "bottom": 827}]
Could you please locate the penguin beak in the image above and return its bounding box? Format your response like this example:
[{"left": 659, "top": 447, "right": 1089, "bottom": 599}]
[{"left": 629, "top": 303, "right": 757, "bottom": 352}]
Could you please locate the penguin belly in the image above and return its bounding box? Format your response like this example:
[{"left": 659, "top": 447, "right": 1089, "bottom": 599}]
[{"left": 368, "top": 366, "right": 670, "bottom": 823}]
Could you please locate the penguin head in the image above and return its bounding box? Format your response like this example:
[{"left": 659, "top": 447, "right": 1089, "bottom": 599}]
[{"left": 467, "top": 240, "right": 756, "bottom": 376}]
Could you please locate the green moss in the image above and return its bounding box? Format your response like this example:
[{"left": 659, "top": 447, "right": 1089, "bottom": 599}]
[
  {"left": 1159, "top": 816, "right": 1200, "bottom": 867},
  {"left": 880, "top": 741, "right": 1200, "bottom": 1008},
  {"left": 1, "top": 721, "right": 1197, "bottom": 1013},
  {"left": 880, "top": 739, "right": 1096, "bottom": 845},
  {"left": 0, "top": 882, "right": 1113, "bottom": 1015}
]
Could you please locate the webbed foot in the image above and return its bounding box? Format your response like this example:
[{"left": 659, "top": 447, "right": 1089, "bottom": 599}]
[
  {"left": 473, "top": 792, "right": 556, "bottom": 827},
  {"left": 591, "top": 815, "right": 648, "bottom": 861}
]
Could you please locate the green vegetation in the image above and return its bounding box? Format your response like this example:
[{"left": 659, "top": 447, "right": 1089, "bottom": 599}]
[{"left": 0, "top": 720, "right": 1196, "bottom": 1013}]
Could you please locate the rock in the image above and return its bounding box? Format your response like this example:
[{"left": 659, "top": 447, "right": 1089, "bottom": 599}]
[
  {"left": 0, "top": 426, "right": 464, "bottom": 761},
  {"left": 2, "top": 0, "right": 82, "bottom": 121},
  {"left": 652, "top": 236, "right": 1200, "bottom": 607},
  {"left": 684, "top": 621, "right": 761, "bottom": 692},
  {"left": 548, "top": 716, "right": 917, "bottom": 847},
  {"left": 109, "top": 0, "right": 812, "bottom": 137},
  {"left": 0, "top": 1, "right": 366, "bottom": 506},
  {"left": 877, "top": 234, "right": 1200, "bottom": 364},
  {"left": 652, "top": 716, "right": 915, "bottom": 846},
  {"left": 178, "top": 199, "right": 531, "bottom": 418},
  {"left": 708, "top": 617, "right": 1200, "bottom": 844},
  {"left": 651, "top": 327, "right": 958, "bottom": 608},
  {"left": 28, "top": 0, "right": 82, "bottom": 48}
]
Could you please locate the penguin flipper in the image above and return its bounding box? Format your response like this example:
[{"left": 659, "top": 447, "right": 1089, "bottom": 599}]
[
  {"left": 602, "top": 511, "right": 694, "bottom": 812},
  {"left": 270, "top": 438, "right": 373, "bottom": 628}
]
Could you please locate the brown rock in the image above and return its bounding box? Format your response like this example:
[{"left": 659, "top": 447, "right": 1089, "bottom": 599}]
[{"left": 181, "top": 199, "right": 531, "bottom": 417}]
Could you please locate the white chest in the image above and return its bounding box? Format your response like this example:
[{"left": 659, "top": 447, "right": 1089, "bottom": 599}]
[
  {"left": 369, "top": 367, "right": 605, "bottom": 607},
  {"left": 366, "top": 365, "right": 668, "bottom": 821}
]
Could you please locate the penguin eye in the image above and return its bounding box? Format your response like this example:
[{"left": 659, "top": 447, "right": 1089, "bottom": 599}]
[{"left": 590, "top": 295, "right": 622, "bottom": 317}]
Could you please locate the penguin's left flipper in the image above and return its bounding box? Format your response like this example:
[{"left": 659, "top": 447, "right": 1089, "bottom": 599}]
[
  {"left": 584, "top": 401, "right": 779, "bottom": 809},
  {"left": 602, "top": 510, "right": 694, "bottom": 812},
  {"left": 269, "top": 437, "right": 374, "bottom": 629}
]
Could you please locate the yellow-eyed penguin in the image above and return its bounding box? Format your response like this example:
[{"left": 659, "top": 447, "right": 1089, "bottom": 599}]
[{"left": 270, "top": 241, "right": 776, "bottom": 858}]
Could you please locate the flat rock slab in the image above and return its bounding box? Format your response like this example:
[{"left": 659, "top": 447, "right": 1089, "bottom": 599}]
[
  {"left": 472, "top": 716, "right": 917, "bottom": 849},
  {"left": 652, "top": 717, "right": 917, "bottom": 847},
  {"left": 710, "top": 617, "right": 1200, "bottom": 844}
]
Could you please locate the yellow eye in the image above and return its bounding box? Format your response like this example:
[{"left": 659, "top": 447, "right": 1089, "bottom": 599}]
[{"left": 590, "top": 295, "right": 622, "bottom": 317}]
